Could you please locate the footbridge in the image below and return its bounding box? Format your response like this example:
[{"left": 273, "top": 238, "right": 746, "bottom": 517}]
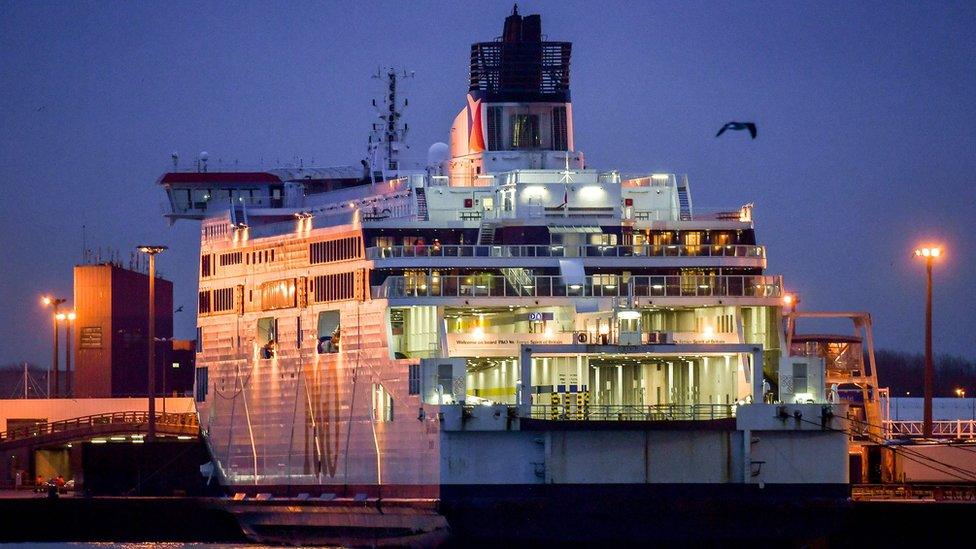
[{"left": 0, "top": 411, "right": 199, "bottom": 451}]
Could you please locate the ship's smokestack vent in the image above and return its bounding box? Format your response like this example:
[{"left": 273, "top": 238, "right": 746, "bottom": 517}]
[{"left": 469, "top": 8, "right": 571, "bottom": 102}]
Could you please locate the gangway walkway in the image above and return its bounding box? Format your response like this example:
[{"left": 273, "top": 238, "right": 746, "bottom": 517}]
[
  {"left": 884, "top": 420, "right": 976, "bottom": 439},
  {"left": 0, "top": 411, "right": 199, "bottom": 450}
]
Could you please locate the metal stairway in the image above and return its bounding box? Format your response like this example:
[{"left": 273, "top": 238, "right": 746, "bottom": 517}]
[
  {"left": 676, "top": 177, "right": 693, "bottom": 220},
  {"left": 231, "top": 198, "right": 249, "bottom": 227},
  {"left": 501, "top": 268, "right": 535, "bottom": 295},
  {"left": 478, "top": 220, "right": 496, "bottom": 245},
  {"left": 415, "top": 187, "right": 429, "bottom": 221}
]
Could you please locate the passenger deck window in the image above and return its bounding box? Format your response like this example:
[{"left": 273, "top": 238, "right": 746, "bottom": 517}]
[
  {"left": 372, "top": 383, "right": 394, "bottom": 422},
  {"left": 408, "top": 364, "right": 421, "bottom": 395},
  {"left": 317, "top": 311, "right": 340, "bottom": 354},
  {"left": 195, "top": 367, "right": 208, "bottom": 402},
  {"left": 793, "top": 363, "right": 808, "bottom": 394},
  {"left": 510, "top": 114, "right": 540, "bottom": 150},
  {"left": 257, "top": 317, "right": 277, "bottom": 359}
]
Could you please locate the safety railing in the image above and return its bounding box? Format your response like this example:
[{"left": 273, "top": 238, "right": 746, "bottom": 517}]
[
  {"left": 884, "top": 420, "right": 976, "bottom": 439},
  {"left": 529, "top": 403, "right": 736, "bottom": 421},
  {"left": 170, "top": 195, "right": 283, "bottom": 214},
  {"left": 0, "top": 411, "right": 198, "bottom": 442},
  {"left": 853, "top": 484, "right": 976, "bottom": 502},
  {"left": 631, "top": 208, "right": 750, "bottom": 222},
  {"left": 366, "top": 244, "right": 764, "bottom": 260},
  {"left": 373, "top": 274, "right": 783, "bottom": 299}
]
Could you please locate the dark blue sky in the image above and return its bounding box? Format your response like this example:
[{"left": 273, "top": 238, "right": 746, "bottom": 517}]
[{"left": 1, "top": 1, "right": 974, "bottom": 367}]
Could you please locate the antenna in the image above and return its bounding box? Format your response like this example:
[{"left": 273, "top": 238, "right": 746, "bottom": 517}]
[
  {"left": 367, "top": 67, "right": 414, "bottom": 182},
  {"left": 559, "top": 150, "right": 574, "bottom": 183}
]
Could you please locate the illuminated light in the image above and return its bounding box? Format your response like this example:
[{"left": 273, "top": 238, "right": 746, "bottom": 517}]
[
  {"left": 522, "top": 284, "right": 534, "bottom": 289},
  {"left": 703, "top": 325, "right": 715, "bottom": 338},
  {"left": 618, "top": 310, "right": 641, "bottom": 320},
  {"left": 91, "top": 439, "right": 107, "bottom": 444},
  {"left": 569, "top": 284, "right": 582, "bottom": 290},
  {"left": 56, "top": 313, "right": 66, "bottom": 321},
  {"left": 472, "top": 327, "right": 485, "bottom": 339},
  {"left": 783, "top": 294, "right": 794, "bottom": 306},
  {"left": 132, "top": 439, "right": 145, "bottom": 444},
  {"left": 579, "top": 185, "right": 605, "bottom": 201},
  {"left": 67, "top": 312, "right": 75, "bottom": 320},
  {"left": 914, "top": 246, "right": 943, "bottom": 259},
  {"left": 177, "top": 435, "right": 194, "bottom": 440},
  {"left": 42, "top": 296, "right": 51, "bottom": 305},
  {"left": 544, "top": 325, "right": 555, "bottom": 337},
  {"left": 598, "top": 324, "right": 610, "bottom": 335},
  {"left": 698, "top": 284, "right": 710, "bottom": 289},
  {"left": 651, "top": 284, "right": 664, "bottom": 290},
  {"left": 110, "top": 436, "right": 126, "bottom": 441},
  {"left": 651, "top": 174, "right": 670, "bottom": 180},
  {"left": 605, "top": 284, "right": 616, "bottom": 290}
]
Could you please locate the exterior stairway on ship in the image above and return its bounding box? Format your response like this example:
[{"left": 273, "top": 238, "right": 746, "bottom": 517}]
[
  {"left": 231, "top": 199, "right": 248, "bottom": 227},
  {"left": 501, "top": 267, "right": 535, "bottom": 296},
  {"left": 677, "top": 178, "right": 693, "bottom": 221},
  {"left": 415, "top": 187, "right": 429, "bottom": 221},
  {"left": 478, "top": 219, "right": 495, "bottom": 245}
]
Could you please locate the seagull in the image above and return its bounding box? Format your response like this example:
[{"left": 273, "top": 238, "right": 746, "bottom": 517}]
[
  {"left": 175, "top": 305, "right": 184, "bottom": 313},
  {"left": 716, "top": 122, "right": 757, "bottom": 139}
]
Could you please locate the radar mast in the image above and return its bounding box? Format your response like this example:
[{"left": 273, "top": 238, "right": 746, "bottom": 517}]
[{"left": 367, "top": 67, "right": 414, "bottom": 183}]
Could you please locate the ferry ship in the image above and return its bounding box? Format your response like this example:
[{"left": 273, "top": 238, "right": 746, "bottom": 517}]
[{"left": 159, "top": 7, "right": 854, "bottom": 543}]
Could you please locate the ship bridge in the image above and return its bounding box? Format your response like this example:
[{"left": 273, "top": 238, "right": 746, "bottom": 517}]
[{"left": 158, "top": 166, "right": 367, "bottom": 222}]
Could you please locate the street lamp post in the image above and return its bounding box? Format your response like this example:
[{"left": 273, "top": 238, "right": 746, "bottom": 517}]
[
  {"left": 138, "top": 245, "right": 168, "bottom": 442},
  {"left": 65, "top": 312, "right": 75, "bottom": 397},
  {"left": 914, "top": 246, "right": 942, "bottom": 438},
  {"left": 42, "top": 296, "right": 67, "bottom": 398}
]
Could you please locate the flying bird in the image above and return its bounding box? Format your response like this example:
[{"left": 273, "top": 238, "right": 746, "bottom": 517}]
[
  {"left": 716, "top": 122, "right": 757, "bottom": 139},
  {"left": 175, "top": 305, "right": 184, "bottom": 313}
]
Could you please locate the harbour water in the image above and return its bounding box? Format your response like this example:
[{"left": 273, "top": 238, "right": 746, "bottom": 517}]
[
  {"left": 0, "top": 545, "right": 319, "bottom": 549},
  {"left": 1, "top": 499, "right": 973, "bottom": 546}
]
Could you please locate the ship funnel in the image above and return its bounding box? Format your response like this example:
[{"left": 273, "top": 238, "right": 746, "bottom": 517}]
[{"left": 470, "top": 9, "right": 570, "bottom": 102}]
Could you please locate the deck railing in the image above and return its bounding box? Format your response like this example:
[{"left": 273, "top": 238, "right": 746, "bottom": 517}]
[
  {"left": 0, "top": 411, "right": 198, "bottom": 442},
  {"left": 366, "top": 244, "right": 764, "bottom": 260},
  {"left": 883, "top": 420, "right": 976, "bottom": 439},
  {"left": 374, "top": 274, "right": 783, "bottom": 300},
  {"left": 529, "top": 403, "right": 736, "bottom": 421}
]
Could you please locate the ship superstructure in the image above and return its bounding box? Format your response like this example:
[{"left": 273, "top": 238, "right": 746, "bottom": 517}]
[{"left": 159, "top": 7, "right": 849, "bottom": 522}]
